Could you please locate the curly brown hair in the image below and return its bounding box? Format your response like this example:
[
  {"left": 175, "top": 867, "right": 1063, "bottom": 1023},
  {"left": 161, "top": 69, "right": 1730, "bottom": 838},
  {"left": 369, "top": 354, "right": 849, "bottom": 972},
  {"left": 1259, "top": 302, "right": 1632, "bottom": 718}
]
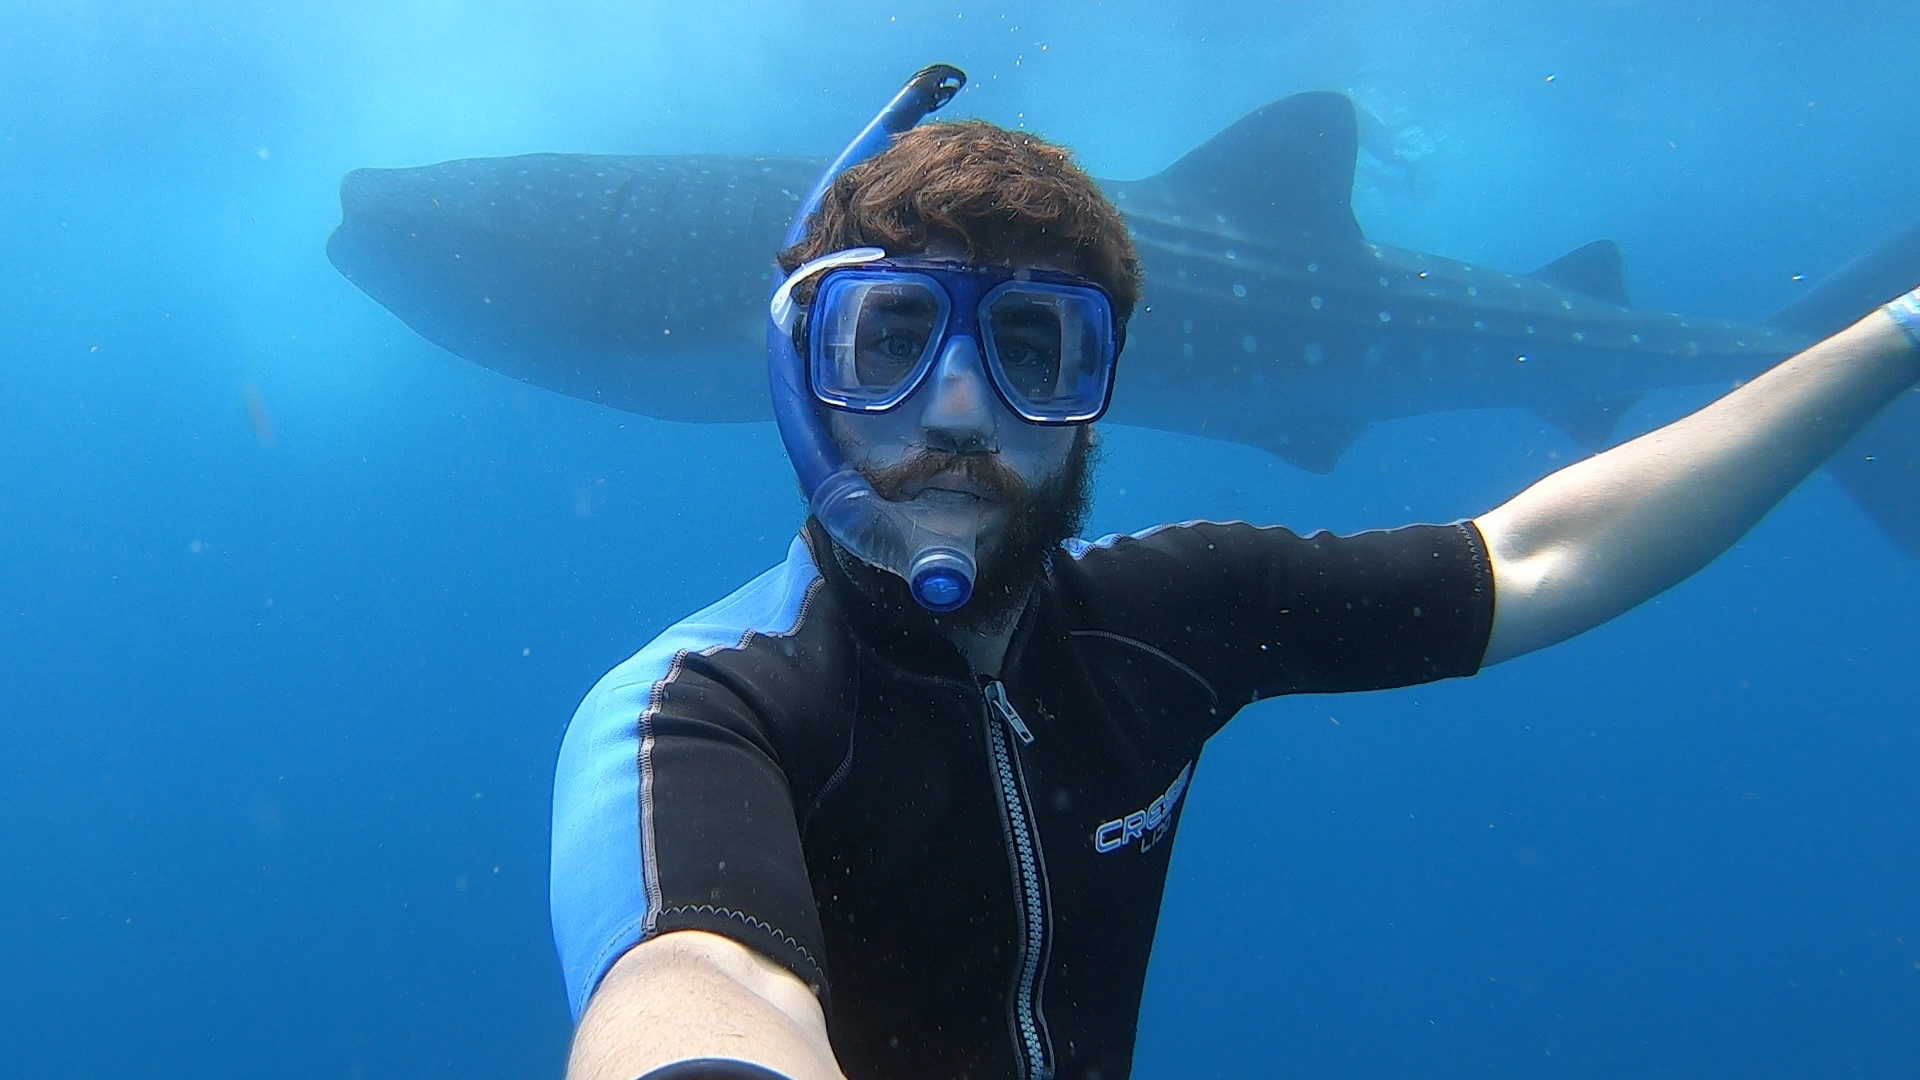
[{"left": 778, "top": 120, "right": 1142, "bottom": 319}]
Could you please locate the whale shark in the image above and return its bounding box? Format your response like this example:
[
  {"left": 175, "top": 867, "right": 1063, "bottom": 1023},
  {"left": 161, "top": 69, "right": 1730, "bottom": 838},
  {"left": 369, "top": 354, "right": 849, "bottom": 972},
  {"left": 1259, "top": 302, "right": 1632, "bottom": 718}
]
[{"left": 325, "top": 91, "right": 1920, "bottom": 555}]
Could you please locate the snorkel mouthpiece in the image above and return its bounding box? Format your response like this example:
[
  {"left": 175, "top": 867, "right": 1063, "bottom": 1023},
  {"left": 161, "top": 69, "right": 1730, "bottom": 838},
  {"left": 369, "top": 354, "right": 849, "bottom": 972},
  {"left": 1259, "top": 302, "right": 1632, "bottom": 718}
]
[
  {"left": 910, "top": 550, "right": 973, "bottom": 613},
  {"left": 805, "top": 458, "right": 977, "bottom": 614},
  {"left": 768, "top": 65, "right": 974, "bottom": 613}
]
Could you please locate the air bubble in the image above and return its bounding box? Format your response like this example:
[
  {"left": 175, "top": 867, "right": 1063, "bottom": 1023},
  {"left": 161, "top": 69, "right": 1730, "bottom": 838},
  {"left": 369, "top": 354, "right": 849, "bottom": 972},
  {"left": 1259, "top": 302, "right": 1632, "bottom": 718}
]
[
  {"left": 1310, "top": 296, "right": 1324, "bottom": 310},
  {"left": 1232, "top": 284, "right": 1247, "bottom": 298}
]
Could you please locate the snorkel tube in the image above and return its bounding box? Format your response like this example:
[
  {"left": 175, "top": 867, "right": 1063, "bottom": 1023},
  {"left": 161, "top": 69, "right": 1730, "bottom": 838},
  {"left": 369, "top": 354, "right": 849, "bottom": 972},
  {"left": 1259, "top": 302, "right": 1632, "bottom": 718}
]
[{"left": 767, "top": 64, "right": 974, "bottom": 612}]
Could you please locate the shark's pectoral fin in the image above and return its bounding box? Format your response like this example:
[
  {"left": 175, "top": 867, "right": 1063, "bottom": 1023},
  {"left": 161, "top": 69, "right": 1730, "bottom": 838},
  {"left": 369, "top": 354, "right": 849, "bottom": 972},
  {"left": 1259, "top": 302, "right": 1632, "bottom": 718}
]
[
  {"left": 1530, "top": 240, "right": 1631, "bottom": 306},
  {"left": 1536, "top": 395, "right": 1638, "bottom": 451},
  {"left": 1234, "top": 413, "right": 1369, "bottom": 474},
  {"left": 1770, "top": 217, "right": 1920, "bottom": 338},
  {"left": 1826, "top": 390, "right": 1920, "bottom": 558}
]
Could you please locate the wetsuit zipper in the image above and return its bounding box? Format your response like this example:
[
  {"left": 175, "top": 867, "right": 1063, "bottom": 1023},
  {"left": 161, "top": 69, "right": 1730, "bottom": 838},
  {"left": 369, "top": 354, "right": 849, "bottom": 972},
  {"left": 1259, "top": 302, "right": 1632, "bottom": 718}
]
[{"left": 981, "top": 676, "right": 1052, "bottom": 1080}]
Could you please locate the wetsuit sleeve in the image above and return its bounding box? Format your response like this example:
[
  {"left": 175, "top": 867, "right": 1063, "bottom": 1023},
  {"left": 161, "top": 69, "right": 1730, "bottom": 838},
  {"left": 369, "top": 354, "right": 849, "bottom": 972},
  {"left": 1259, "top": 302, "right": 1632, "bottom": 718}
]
[
  {"left": 550, "top": 643, "right": 828, "bottom": 1023},
  {"left": 1063, "top": 520, "right": 1493, "bottom": 722}
]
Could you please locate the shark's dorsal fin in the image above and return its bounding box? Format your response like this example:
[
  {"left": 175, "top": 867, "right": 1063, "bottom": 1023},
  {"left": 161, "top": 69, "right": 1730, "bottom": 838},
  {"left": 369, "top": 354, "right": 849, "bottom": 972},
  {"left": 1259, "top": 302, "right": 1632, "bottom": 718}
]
[
  {"left": 1531, "top": 240, "right": 1630, "bottom": 306},
  {"left": 1112, "top": 91, "right": 1366, "bottom": 252}
]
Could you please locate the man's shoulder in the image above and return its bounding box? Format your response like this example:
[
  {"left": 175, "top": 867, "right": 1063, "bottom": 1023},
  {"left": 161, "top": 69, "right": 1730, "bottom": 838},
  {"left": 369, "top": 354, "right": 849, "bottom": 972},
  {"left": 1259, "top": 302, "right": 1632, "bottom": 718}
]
[
  {"left": 1053, "top": 519, "right": 1316, "bottom": 574},
  {"left": 582, "top": 535, "right": 831, "bottom": 710},
  {"left": 1043, "top": 517, "right": 1487, "bottom": 623},
  {"left": 1056, "top": 518, "right": 1473, "bottom": 568}
]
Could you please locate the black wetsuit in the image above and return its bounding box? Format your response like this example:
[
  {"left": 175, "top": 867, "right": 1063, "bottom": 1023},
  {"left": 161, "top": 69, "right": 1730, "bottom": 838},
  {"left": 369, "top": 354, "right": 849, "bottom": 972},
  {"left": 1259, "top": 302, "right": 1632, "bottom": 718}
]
[{"left": 551, "top": 518, "right": 1494, "bottom": 1080}]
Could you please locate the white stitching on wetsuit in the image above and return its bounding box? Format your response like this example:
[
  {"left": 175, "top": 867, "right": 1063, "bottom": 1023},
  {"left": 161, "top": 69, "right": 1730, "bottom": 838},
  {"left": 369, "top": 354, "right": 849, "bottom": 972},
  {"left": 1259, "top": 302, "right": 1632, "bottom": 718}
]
[
  {"left": 801, "top": 663, "right": 860, "bottom": 838},
  {"left": 1067, "top": 628, "right": 1221, "bottom": 708},
  {"left": 655, "top": 903, "right": 825, "bottom": 980},
  {"left": 633, "top": 575, "right": 827, "bottom": 938},
  {"left": 636, "top": 656, "right": 680, "bottom": 936}
]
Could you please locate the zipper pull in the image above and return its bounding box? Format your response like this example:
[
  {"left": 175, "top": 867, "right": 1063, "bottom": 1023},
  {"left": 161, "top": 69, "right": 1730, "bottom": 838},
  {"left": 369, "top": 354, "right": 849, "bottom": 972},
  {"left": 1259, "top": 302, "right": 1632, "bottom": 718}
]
[{"left": 983, "top": 679, "right": 1036, "bottom": 745}]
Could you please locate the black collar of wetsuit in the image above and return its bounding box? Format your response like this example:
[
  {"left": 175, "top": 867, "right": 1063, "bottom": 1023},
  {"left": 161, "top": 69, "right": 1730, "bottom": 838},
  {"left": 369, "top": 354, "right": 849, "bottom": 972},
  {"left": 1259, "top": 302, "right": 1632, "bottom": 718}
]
[{"left": 800, "top": 517, "right": 1045, "bottom": 684}]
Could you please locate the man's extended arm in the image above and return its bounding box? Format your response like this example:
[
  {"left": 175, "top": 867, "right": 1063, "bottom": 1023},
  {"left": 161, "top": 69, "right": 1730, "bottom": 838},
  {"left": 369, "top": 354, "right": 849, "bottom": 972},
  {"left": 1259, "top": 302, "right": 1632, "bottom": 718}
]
[
  {"left": 1476, "top": 300, "right": 1920, "bottom": 665},
  {"left": 567, "top": 931, "right": 845, "bottom": 1080}
]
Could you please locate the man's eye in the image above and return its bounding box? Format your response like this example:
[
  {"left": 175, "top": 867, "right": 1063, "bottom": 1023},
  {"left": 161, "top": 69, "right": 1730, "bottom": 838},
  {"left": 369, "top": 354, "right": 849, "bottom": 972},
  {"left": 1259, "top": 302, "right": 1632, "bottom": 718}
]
[
  {"left": 1000, "top": 342, "right": 1034, "bottom": 366},
  {"left": 877, "top": 332, "right": 924, "bottom": 361},
  {"left": 998, "top": 338, "right": 1056, "bottom": 371}
]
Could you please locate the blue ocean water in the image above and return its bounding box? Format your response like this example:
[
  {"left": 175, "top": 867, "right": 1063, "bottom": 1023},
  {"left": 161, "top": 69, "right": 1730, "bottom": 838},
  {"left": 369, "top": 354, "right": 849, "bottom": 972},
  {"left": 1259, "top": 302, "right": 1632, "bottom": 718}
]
[{"left": 2, "top": 1, "right": 1916, "bottom": 1076}]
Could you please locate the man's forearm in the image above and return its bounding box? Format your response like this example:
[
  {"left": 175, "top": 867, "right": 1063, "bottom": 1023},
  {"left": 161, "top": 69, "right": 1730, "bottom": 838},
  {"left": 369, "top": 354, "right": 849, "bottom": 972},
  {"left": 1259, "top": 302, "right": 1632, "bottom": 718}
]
[
  {"left": 1477, "top": 302, "right": 1920, "bottom": 664},
  {"left": 568, "top": 931, "right": 845, "bottom": 1080}
]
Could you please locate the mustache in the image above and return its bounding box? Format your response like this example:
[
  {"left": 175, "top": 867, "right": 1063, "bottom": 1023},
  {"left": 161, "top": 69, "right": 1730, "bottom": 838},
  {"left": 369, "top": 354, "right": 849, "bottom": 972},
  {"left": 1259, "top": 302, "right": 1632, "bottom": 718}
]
[{"left": 864, "top": 449, "right": 1029, "bottom": 503}]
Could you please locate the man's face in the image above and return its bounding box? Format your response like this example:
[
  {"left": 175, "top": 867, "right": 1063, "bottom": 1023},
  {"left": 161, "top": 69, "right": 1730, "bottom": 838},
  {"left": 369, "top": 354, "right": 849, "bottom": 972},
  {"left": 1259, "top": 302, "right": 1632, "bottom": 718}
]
[
  {"left": 824, "top": 255, "right": 1099, "bottom": 627},
  {"left": 826, "top": 333, "right": 1083, "bottom": 560}
]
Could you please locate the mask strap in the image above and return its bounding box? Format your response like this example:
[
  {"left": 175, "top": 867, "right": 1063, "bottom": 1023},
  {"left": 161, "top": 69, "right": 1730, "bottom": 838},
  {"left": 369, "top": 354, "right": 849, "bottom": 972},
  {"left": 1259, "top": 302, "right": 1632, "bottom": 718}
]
[{"left": 769, "top": 247, "right": 888, "bottom": 335}]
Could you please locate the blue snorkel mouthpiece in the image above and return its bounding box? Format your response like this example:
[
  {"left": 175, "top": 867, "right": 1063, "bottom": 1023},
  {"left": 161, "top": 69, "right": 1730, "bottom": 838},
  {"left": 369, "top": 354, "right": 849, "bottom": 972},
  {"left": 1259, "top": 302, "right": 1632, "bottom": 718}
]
[{"left": 768, "top": 65, "right": 975, "bottom": 612}]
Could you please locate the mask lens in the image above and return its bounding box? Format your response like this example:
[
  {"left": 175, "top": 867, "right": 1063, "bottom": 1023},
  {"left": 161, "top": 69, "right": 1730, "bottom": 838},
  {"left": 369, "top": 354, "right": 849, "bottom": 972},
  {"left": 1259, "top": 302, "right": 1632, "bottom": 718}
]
[
  {"left": 982, "top": 283, "right": 1115, "bottom": 422},
  {"left": 811, "top": 274, "right": 947, "bottom": 410}
]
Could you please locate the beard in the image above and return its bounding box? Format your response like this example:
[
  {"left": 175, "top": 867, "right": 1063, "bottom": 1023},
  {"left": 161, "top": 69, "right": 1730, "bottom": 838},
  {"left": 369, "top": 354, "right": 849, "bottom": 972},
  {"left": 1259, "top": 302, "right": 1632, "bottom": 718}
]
[{"left": 829, "top": 427, "right": 1099, "bottom": 636}]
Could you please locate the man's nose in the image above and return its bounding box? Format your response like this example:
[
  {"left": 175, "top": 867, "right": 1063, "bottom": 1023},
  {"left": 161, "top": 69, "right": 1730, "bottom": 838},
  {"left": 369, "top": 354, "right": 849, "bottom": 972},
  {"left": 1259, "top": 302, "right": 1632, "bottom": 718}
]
[{"left": 917, "top": 335, "right": 997, "bottom": 451}]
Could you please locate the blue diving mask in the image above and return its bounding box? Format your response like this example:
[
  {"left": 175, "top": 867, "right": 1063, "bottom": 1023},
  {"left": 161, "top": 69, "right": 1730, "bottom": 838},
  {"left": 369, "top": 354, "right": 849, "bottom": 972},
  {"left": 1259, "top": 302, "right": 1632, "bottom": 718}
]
[{"left": 771, "top": 249, "right": 1125, "bottom": 425}]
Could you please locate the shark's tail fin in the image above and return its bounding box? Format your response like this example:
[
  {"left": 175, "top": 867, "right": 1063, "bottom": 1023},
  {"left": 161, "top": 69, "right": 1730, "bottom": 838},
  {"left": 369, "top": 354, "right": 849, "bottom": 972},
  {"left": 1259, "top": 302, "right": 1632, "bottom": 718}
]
[{"left": 1776, "top": 219, "right": 1920, "bottom": 558}]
